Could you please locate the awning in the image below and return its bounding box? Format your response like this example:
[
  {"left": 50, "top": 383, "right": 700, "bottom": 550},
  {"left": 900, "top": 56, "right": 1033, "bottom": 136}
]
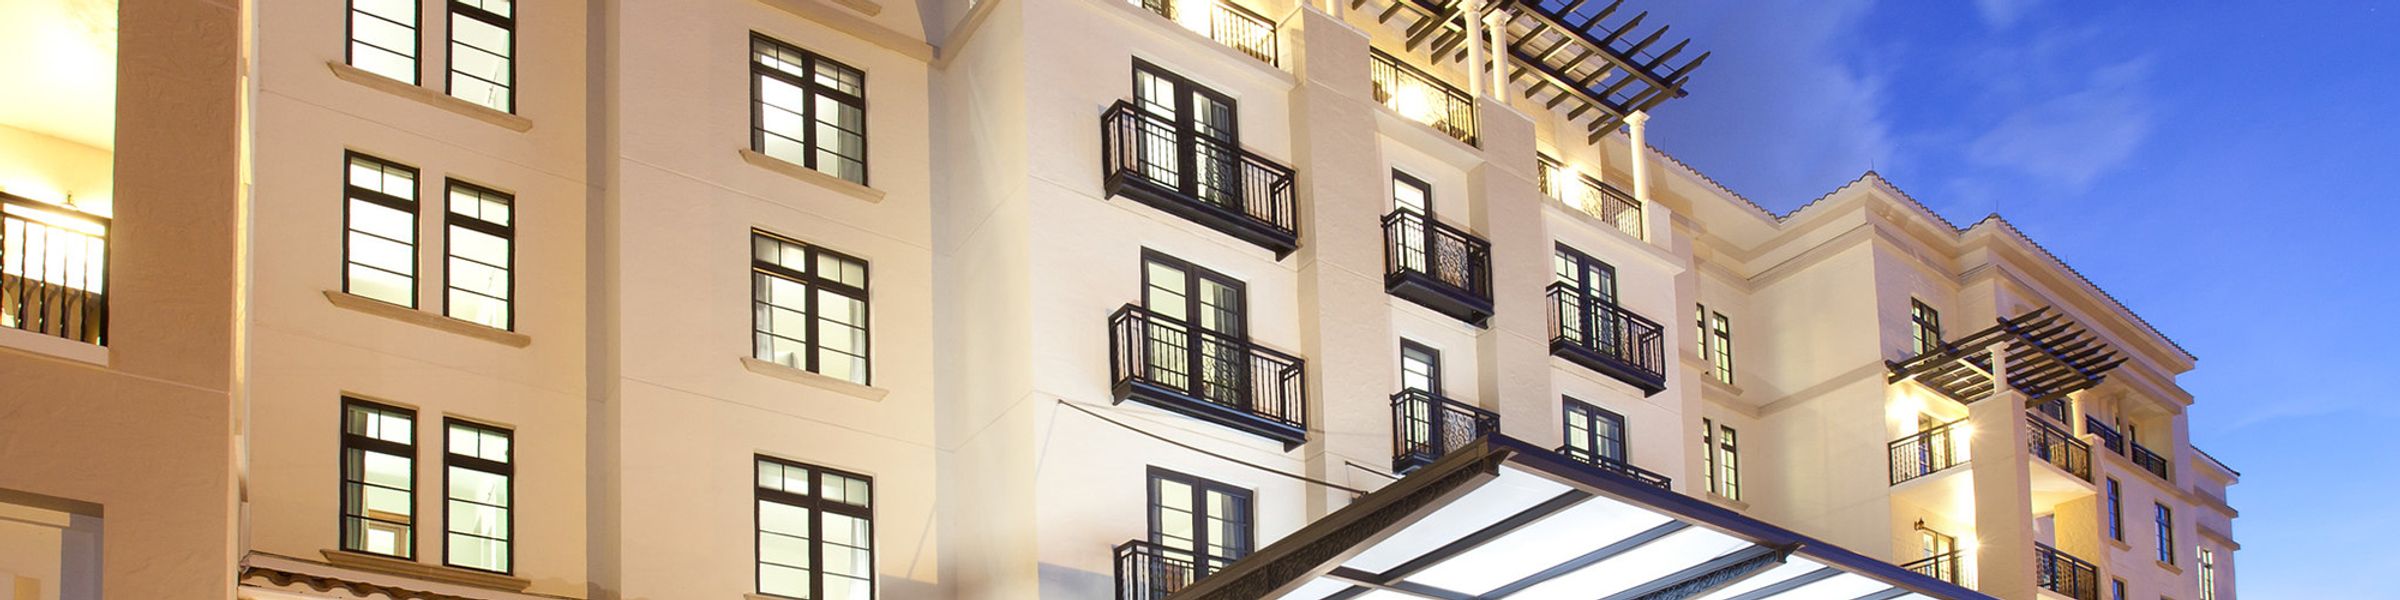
[{"left": 1168, "top": 436, "right": 1991, "bottom": 600}]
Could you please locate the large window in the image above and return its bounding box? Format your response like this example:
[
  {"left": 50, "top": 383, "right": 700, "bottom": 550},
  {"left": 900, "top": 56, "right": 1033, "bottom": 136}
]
[
  {"left": 1400, "top": 340, "right": 1440, "bottom": 395},
  {"left": 752, "top": 231, "right": 872, "bottom": 385},
  {"left": 345, "top": 153, "right": 420, "bottom": 307},
  {"left": 752, "top": 34, "right": 868, "bottom": 185},
  {"left": 447, "top": 0, "right": 515, "bottom": 112},
  {"left": 2106, "top": 478, "right": 2123, "bottom": 541},
  {"left": 1562, "top": 398, "right": 1627, "bottom": 463},
  {"left": 756, "top": 457, "right": 875, "bottom": 599},
  {"left": 1141, "top": 251, "right": 1249, "bottom": 407},
  {"left": 348, "top": 0, "right": 420, "bottom": 83},
  {"left": 1149, "top": 468, "right": 1252, "bottom": 578},
  {"left": 1910, "top": 299, "right": 1941, "bottom": 356},
  {"left": 1132, "top": 62, "right": 1242, "bottom": 207},
  {"left": 2156, "top": 503, "right": 2175, "bottom": 565},
  {"left": 445, "top": 181, "right": 513, "bottom": 330},
  {"left": 1704, "top": 419, "right": 1740, "bottom": 500},
  {"left": 341, "top": 399, "right": 417, "bottom": 558},
  {"left": 444, "top": 420, "right": 512, "bottom": 573},
  {"left": 2198, "top": 548, "right": 2217, "bottom": 600},
  {"left": 1708, "top": 311, "right": 1734, "bottom": 385}
]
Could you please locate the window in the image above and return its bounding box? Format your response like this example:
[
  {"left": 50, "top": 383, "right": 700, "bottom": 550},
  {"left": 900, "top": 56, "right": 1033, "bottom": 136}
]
[
  {"left": 752, "top": 34, "right": 868, "bottom": 184},
  {"left": 1705, "top": 420, "right": 1740, "bottom": 500},
  {"left": 1910, "top": 299, "right": 1941, "bottom": 356},
  {"left": 341, "top": 399, "right": 416, "bottom": 558},
  {"left": 2198, "top": 548, "right": 2216, "bottom": 600},
  {"left": 2113, "top": 579, "right": 2126, "bottom": 600},
  {"left": 1701, "top": 418, "right": 1715, "bottom": 493},
  {"left": 2156, "top": 503, "right": 2175, "bottom": 564},
  {"left": 2107, "top": 478, "right": 2124, "bottom": 541},
  {"left": 348, "top": 0, "right": 420, "bottom": 83},
  {"left": 756, "top": 457, "right": 874, "bottom": 599},
  {"left": 444, "top": 420, "right": 511, "bottom": 573},
  {"left": 1537, "top": 155, "right": 1565, "bottom": 201},
  {"left": 1694, "top": 304, "right": 1707, "bottom": 359},
  {"left": 1553, "top": 245, "right": 1617, "bottom": 305},
  {"left": 1392, "top": 170, "right": 1431, "bottom": 215},
  {"left": 444, "top": 181, "right": 513, "bottom": 329},
  {"left": 752, "top": 231, "right": 872, "bottom": 385},
  {"left": 345, "top": 153, "right": 420, "bottom": 307},
  {"left": 1562, "top": 398, "right": 1627, "bottom": 463},
  {"left": 1149, "top": 468, "right": 1253, "bottom": 577},
  {"left": 1141, "top": 251, "right": 1249, "bottom": 406},
  {"left": 1400, "top": 340, "right": 1440, "bottom": 395},
  {"left": 447, "top": 0, "right": 515, "bottom": 112},
  {"left": 1708, "top": 311, "right": 1733, "bottom": 384},
  {"left": 1132, "top": 62, "right": 1242, "bottom": 205}
]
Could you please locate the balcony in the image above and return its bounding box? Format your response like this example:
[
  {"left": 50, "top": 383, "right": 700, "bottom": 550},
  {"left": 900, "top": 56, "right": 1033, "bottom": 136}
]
[
  {"left": 1114, "top": 539, "right": 1230, "bottom": 600},
  {"left": 1101, "top": 101, "right": 1300, "bottom": 258},
  {"left": 1390, "top": 389, "right": 1498, "bottom": 475},
  {"left": 1545, "top": 283, "right": 1667, "bottom": 395},
  {"left": 2034, "top": 543, "right": 2099, "bottom": 600},
  {"left": 2084, "top": 416, "right": 2123, "bottom": 456},
  {"left": 2028, "top": 414, "right": 2092, "bottom": 481},
  {"left": 1538, "top": 163, "right": 1645, "bottom": 240},
  {"left": 1556, "top": 445, "right": 1672, "bottom": 489},
  {"left": 2131, "top": 442, "right": 2171, "bottom": 482},
  {"left": 1900, "top": 551, "right": 1971, "bottom": 588},
  {"left": 1381, "top": 210, "right": 1492, "bottom": 326},
  {"left": 1108, "top": 304, "right": 1308, "bottom": 448},
  {"left": 1368, "top": 49, "right": 1478, "bottom": 147},
  {"left": 1, "top": 194, "right": 109, "bottom": 345},
  {"left": 1127, "top": 0, "right": 1278, "bottom": 66},
  {"left": 1889, "top": 419, "right": 1968, "bottom": 485}
]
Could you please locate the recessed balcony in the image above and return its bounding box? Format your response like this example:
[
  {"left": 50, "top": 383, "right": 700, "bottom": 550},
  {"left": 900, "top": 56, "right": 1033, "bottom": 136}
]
[
  {"left": 1126, "top": 0, "right": 1279, "bottom": 66},
  {"left": 1900, "top": 550, "right": 1972, "bottom": 589},
  {"left": 1107, "top": 304, "right": 1308, "bottom": 449},
  {"left": 1554, "top": 444, "right": 1672, "bottom": 489},
  {"left": 1389, "top": 389, "right": 1497, "bottom": 475},
  {"left": 2130, "top": 442, "right": 2171, "bottom": 482},
  {"left": 1889, "top": 418, "right": 1969, "bottom": 486},
  {"left": 1537, "top": 161, "right": 1645, "bottom": 240},
  {"left": 1, "top": 193, "right": 109, "bottom": 345},
  {"left": 1113, "top": 538, "right": 1228, "bottom": 600},
  {"left": 2027, "top": 414, "right": 2092, "bottom": 481},
  {"left": 1368, "top": 49, "right": 1478, "bottom": 147},
  {"left": 1100, "top": 101, "right": 1300, "bottom": 259},
  {"left": 2034, "top": 543, "right": 2099, "bottom": 600},
  {"left": 1545, "top": 283, "right": 1667, "bottom": 395},
  {"left": 1381, "top": 210, "right": 1492, "bottom": 326}
]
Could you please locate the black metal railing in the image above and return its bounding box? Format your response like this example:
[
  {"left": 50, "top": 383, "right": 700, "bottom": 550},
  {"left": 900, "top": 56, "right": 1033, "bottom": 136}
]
[
  {"left": 1557, "top": 445, "right": 1672, "bottom": 489},
  {"left": 1114, "top": 539, "right": 1233, "bottom": 600},
  {"left": 1369, "top": 49, "right": 1477, "bottom": 146},
  {"left": 1545, "top": 283, "right": 1667, "bottom": 393},
  {"left": 1889, "top": 419, "right": 1968, "bottom": 485},
  {"left": 2131, "top": 442, "right": 2170, "bottom": 482},
  {"left": 2035, "top": 543, "right": 2099, "bottom": 600},
  {"left": 1391, "top": 389, "right": 1499, "bottom": 475},
  {"left": 1132, "top": 0, "right": 1278, "bottom": 65},
  {"left": 1901, "top": 551, "right": 1970, "bottom": 588},
  {"left": 2028, "top": 413, "right": 2092, "bottom": 481},
  {"left": 2084, "top": 416, "right": 2124, "bottom": 456},
  {"left": 1101, "top": 101, "right": 1299, "bottom": 255},
  {"left": 1381, "top": 209, "right": 1492, "bottom": 321},
  {"left": 1, "top": 194, "right": 109, "bottom": 345},
  {"left": 1564, "top": 176, "right": 1644, "bottom": 240},
  {"left": 2034, "top": 398, "right": 2070, "bottom": 424},
  {"left": 1108, "top": 304, "right": 1307, "bottom": 439}
]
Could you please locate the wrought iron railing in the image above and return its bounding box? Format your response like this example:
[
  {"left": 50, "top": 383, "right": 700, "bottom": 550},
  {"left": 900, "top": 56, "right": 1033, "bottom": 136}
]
[
  {"left": 1108, "top": 303, "right": 1307, "bottom": 432},
  {"left": 2035, "top": 543, "right": 2100, "bottom": 600},
  {"left": 1131, "top": 0, "right": 1278, "bottom": 65},
  {"left": 2084, "top": 416, "right": 2123, "bottom": 456},
  {"left": 1101, "top": 101, "right": 1299, "bottom": 251},
  {"left": 1114, "top": 539, "right": 1233, "bottom": 600},
  {"left": 1901, "top": 551, "right": 1971, "bottom": 588},
  {"left": 1889, "top": 419, "right": 1968, "bottom": 485},
  {"left": 1557, "top": 445, "right": 1672, "bottom": 489},
  {"left": 2028, "top": 413, "right": 2092, "bottom": 481},
  {"left": 2131, "top": 442, "right": 2170, "bottom": 482},
  {"left": 1545, "top": 283, "right": 1667, "bottom": 389},
  {"left": 1, "top": 194, "right": 109, "bottom": 345},
  {"left": 1381, "top": 210, "right": 1491, "bottom": 303},
  {"left": 1391, "top": 389, "right": 1498, "bottom": 474},
  {"left": 1568, "top": 178, "right": 1643, "bottom": 240},
  {"left": 1369, "top": 49, "right": 1477, "bottom": 146}
]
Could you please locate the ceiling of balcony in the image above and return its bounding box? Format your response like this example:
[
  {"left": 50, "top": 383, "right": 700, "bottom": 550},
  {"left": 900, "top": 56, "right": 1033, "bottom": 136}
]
[{"left": 0, "top": 0, "right": 118, "bottom": 150}]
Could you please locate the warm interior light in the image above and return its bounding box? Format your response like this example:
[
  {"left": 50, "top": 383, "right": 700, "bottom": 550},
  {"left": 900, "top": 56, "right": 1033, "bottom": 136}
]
[{"left": 1174, "top": 0, "right": 1214, "bottom": 35}]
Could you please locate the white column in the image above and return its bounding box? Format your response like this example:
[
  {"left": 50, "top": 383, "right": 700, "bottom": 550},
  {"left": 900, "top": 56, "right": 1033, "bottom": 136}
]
[
  {"left": 1624, "top": 110, "right": 1654, "bottom": 239},
  {"left": 1463, "top": 0, "right": 1485, "bottom": 98},
  {"left": 1486, "top": 13, "right": 1509, "bottom": 102}
]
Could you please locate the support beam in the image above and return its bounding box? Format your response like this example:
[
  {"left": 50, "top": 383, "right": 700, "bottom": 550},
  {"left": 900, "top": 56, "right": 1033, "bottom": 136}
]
[
  {"left": 1479, "top": 521, "right": 1693, "bottom": 597},
  {"left": 1597, "top": 543, "right": 1795, "bottom": 600}
]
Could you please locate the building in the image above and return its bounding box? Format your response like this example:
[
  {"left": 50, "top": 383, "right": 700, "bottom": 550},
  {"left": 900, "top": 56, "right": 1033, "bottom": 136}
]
[{"left": 0, "top": 0, "right": 2238, "bottom": 599}]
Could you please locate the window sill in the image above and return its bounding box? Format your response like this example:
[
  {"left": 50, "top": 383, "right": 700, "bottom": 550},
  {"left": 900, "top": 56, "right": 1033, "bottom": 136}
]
[
  {"left": 741, "top": 357, "right": 889, "bottom": 402},
  {"left": 1707, "top": 493, "right": 1747, "bottom": 511},
  {"left": 325, "top": 61, "right": 533, "bottom": 132},
  {"left": 2156, "top": 559, "right": 2183, "bottom": 575},
  {"left": 324, "top": 290, "right": 531, "bottom": 348},
  {"left": 318, "top": 549, "right": 531, "bottom": 592},
  {"left": 0, "top": 327, "right": 107, "bottom": 366},
  {"left": 738, "top": 149, "right": 886, "bottom": 204},
  {"left": 1700, "top": 372, "right": 1743, "bottom": 397},
  {"left": 2109, "top": 538, "right": 2132, "bottom": 552}
]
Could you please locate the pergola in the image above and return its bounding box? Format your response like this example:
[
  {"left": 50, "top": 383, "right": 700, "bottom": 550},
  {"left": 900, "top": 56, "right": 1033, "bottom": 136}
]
[
  {"left": 1886, "top": 307, "right": 2127, "bottom": 408},
  {"left": 1351, "top": 0, "right": 1710, "bottom": 144}
]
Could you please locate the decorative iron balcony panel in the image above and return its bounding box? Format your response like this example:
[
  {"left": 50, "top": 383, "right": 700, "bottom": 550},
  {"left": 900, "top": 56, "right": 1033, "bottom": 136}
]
[
  {"left": 1114, "top": 539, "right": 1233, "bottom": 600},
  {"left": 1545, "top": 283, "right": 1667, "bottom": 395},
  {"left": 2028, "top": 413, "right": 2093, "bottom": 481},
  {"left": 1101, "top": 101, "right": 1300, "bottom": 258},
  {"left": 1131, "top": 0, "right": 1279, "bottom": 66},
  {"left": 1390, "top": 389, "right": 1499, "bottom": 475},
  {"left": 1, "top": 193, "right": 109, "bottom": 345},
  {"left": 1381, "top": 210, "right": 1493, "bottom": 326},
  {"left": 2035, "top": 543, "right": 2100, "bottom": 600},
  {"left": 1368, "top": 49, "right": 1478, "bottom": 146},
  {"left": 2131, "top": 443, "right": 2171, "bottom": 482},
  {"left": 2084, "top": 416, "right": 2124, "bottom": 456},
  {"left": 1900, "top": 551, "right": 1971, "bottom": 588},
  {"left": 1541, "top": 170, "right": 1643, "bottom": 240},
  {"left": 1108, "top": 304, "right": 1308, "bottom": 448},
  {"left": 1889, "top": 419, "right": 1968, "bottom": 486},
  {"left": 1556, "top": 445, "right": 1671, "bottom": 489}
]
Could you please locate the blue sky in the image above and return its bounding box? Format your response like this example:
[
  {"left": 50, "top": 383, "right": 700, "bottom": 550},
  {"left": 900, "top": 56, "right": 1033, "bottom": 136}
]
[{"left": 1629, "top": 1, "right": 2400, "bottom": 595}]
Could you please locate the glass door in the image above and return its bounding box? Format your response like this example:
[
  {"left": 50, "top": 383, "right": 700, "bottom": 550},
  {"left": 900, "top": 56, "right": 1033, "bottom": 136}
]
[
  {"left": 1135, "top": 63, "right": 1241, "bottom": 209},
  {"left": 1143, "top": 253, "right": 1249, "bottom": 409}
]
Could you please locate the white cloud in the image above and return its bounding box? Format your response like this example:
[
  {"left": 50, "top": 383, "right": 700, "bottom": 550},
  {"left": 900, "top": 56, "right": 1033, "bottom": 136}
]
[
  {"left": 1641, "top": 0, "right": 1897, "bottom": 205},
  {"left": 1966, "top": 57, "right": 2155, "bottom": 189}
]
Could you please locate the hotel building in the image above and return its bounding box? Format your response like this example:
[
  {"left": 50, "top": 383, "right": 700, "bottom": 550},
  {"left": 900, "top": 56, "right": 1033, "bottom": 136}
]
[{"left": 0, "top": 0, "right": 2239, "bottom": 599}]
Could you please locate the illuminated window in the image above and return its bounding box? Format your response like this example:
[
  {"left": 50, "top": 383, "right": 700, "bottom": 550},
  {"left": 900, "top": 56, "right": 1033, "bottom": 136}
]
[
  {"left": 443, "top": 181, "right": 512, "bottom": 330},
  {"left": 1708, "top": 421, "right": 1741, "bottom": 500},
  {"left": 2198, "top": 548, "right": 2216, "bottom": 600},
  {"left": 444, "top": 420, "right": 512, "bottom": 573},
  {"left": 1709, "top": 312, "right": 1734, "bottom": 385},
  {"left": 345, "top": 153, "right": 419, "bottom": 307},
  {"left": 752, "top": 34, "right": 867, "bottom": 185},
  {"left": 1910, "top": 299, "right": 1941, "bottom": 356},
  {"left": 2155, "top": 503, "right": 2175, "bottom": 564},
  {"left": 756, "top": 457, "right": 874, "bottom": 600},
  {"left": 1563, "top": 398, "right": 1627, "bottom": 464},
  {"left": 1149, "top": 468, "right": 1252, "bottom": 578},
  {"left": 448, "top": 0, "right": 515, "bottom": 112},
  {"left": 341, "top": 399, "right": 416, "bottom": 558},
  {"left": 752, "top": 231, "right": 872, "bottom": 384},
  {"left": 348, "top": 0, "right": 420, "bottom": 83}
]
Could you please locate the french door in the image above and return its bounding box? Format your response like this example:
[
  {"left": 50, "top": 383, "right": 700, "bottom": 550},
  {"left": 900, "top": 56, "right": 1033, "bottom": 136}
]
[
  {"left": 1135, "top": 63, "right": 1241, "bottom": 208},
  {"left": 1143, "top": 252, "right": 1249, "bottom": 409}
]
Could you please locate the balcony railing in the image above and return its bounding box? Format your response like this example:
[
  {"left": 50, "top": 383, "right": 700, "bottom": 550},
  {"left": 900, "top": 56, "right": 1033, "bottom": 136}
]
[
  {"left": 1114, "top": 539, "right": 1232, "bottom": 600},
  {"left": 1382, "top": 210, "right": 1493, "bottom": 326},
  {"left": 1889, "top": 419, "right": 1968, "bottom": 485},
  {"left": 1557, "top": 445, "right": 1672, "bottom": 490},
  {"left": 1545, "top": 283, "right": 1667, "bottom": 395},
  {"left": 1130, "top": 0, "right": 1278, "bottom": 66},
  {"left": 2131, "top": 442, "right": 2171, "bottom": 482},
  {"left": 1101, "top": 100, "right": 1300, "bottom": 258},
  {"left": 1369, "top": 49, "right": 1477, "bottom": 146},
  {"left": 1, "top": 194, "right": 109, "bottom": 345},
  {"left": 1544, "top": 173, "right": 1644, "bottom": 240},
  {"left": 1109, "top": 304, "right": 1308, "bottom": 448},
  {"left": 2084, "top": 416, "right": 2124, "bottom": 456},
  {"left": 2028, "top": 414, "right": 2092, "bottom": 481},
  {"left": 2035, "top": 543, "right": 2099, "bottom": 600},
  {"left": 1900, "top": 551, "right": 1971, "bottom": 588},
  {"left": 2034, "top": 398, "right": 2070, "bottom": 424},
  {"left": 1390, "top": 389, "right": 1498, "bottom": 475}
]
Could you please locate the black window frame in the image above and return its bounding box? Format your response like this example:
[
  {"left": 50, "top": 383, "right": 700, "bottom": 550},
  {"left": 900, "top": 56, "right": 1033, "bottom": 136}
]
[
  {"left": 2155, "top": 503, "right": 2175, "bottom": 565},
  {"left": 346, "top": 0, "right": 423, "bottom": 85},
  {"left": 1391, "top": 169, "right": 1433, "bottom": 216},
  {"left": 1553, "top": 244, "right": 1618, "bottom": 305},
  {"left": 1910, "top": 298, "right": 1942, "bottom": 356},
  {"left": 1709, "top": 310, "right": 1734, "bottom": 385},
  {"left": 339, "top": 397, "right": 418, "bottom": 559},
  {"left": 442, "top": 179, "right": 515, "bottom": 331},
  {"left": 750, "top": 32, "right": 870, "bottom": 185},
  {"left": 2106, "top": 478, "right": 2123, "bottom": 541},
  {"left": 1562, "top": 397, "right": 1627, "bottom": 463},
  {"left": 750, "top": 229, "right": 874, "bottom": 385},
  {"left": 1399, "top": 339, "right": 1442, "bottom": 395},
  {"left": 344, "top": 152, "right": 421, "bottom": 308},
  {"left": 445, "top": 0, "right": 517, "bottom": 113},
  {"left": 1145, "top": 466, "right": 1255, "bottom": 577},
  {"left": 441, "top": 418, "right": 514, "bottom": 574},
  {"left": 754, "top": 455, "right": 876, "bottom": 600},
  {"left": 1138, "top": 249, "right": 1249, "bottom": 338},
  {"left": 1712, "top": 420, "right": 1741, "bottom": 500}
]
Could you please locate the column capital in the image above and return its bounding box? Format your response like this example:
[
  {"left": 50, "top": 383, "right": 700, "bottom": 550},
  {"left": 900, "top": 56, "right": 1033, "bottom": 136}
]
[{"left": 1624, "top": 110, "right": 1651, "bottom": 128}]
